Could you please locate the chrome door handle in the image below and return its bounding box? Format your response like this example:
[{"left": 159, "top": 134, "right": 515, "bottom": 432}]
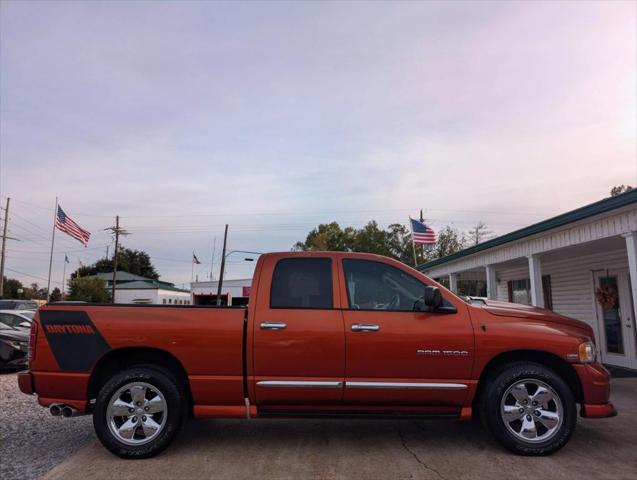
[
  {"left": 260, "top": 322, "right": 287, "bottom": 330},
  {"left": 351, "top": 324, "right": 380, "bottom": 332}
]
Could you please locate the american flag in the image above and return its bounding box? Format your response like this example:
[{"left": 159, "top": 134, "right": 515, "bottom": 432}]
[
  {"left": 410, "top": 218, "right": 437, "bottom": 245},
  {"left": 193, "top": 253, "right": 201, "bottom": 264},
  {"left": 55, "top": 206, "right": 91, "bottom": 246}
]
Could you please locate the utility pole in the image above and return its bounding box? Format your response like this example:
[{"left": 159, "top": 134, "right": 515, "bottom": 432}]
[
  {"left": 216, "top": 224, "right": 228, "bottom": 306},
  {"left": 0, "top": 197, "right": 10, "bottom": 297},
  {"left": 210, "top": 237, "right": 216, "bottom": 280},
  {"left": 105, "top": 216, "right": 129, "bottom": 303}
]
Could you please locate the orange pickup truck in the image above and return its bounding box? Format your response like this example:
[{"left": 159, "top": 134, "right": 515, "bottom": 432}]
[{"left": 18, "top": 251, "right": 615, "bottom": 458}]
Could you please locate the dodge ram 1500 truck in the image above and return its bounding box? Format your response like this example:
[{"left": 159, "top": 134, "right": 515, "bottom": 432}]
[{"left": 18, "top": 251, "right": 616, "bottom": 458}]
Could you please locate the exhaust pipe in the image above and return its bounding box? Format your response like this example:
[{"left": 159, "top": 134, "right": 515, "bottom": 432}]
[
  {"left": 49, "top": 403, "right": 82, "bottom": 417},
  {"left": 61, "top": 406, "right": 81, "bottom": 417}
]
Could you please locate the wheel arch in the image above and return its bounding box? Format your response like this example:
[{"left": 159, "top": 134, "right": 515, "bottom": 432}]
[
  {"left": 87, "top": 347, "right": 193, "bottom": 411},
  {"left": 473, "top": 350, "right": 584, "bottom": 405}
]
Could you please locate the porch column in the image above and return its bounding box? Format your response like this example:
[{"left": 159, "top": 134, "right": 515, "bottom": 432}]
[
  {"left": 485, "top": 265, "right": 497, "bottom": 300},
  {"left": 448, "top": 273, "right": 458, "bottom": 294},
  {"left": 623, "top": 232, "right": 637, "bottom": 324},
  {"left": 528, "top": 254, "right": 544, "bottom": 308}
]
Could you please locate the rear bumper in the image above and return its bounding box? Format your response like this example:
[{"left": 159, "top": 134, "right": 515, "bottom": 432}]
[
  {"left": 18, "top": 371, "right": 34, "bottom": 395},
  {"left": 573, "top": 362, "right": 617, "bottom": 418}
]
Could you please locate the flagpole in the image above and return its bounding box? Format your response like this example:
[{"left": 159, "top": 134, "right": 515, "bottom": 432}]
[
  {"left": 61, "top": 254, "right": 67, "bottom": 300},
  {"left": 191, "top": 253, "right": 195, "bottom": 283},
  {"left": 409, "top": 216, "right": 417, "bottom": 267},
  {"left": 46, "top": 197, "right": 58, "bottom": 300}
]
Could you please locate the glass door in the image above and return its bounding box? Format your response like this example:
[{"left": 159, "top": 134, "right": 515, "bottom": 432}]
[{"left": 593, "top": 269, "right": 637, "bottom": 370}]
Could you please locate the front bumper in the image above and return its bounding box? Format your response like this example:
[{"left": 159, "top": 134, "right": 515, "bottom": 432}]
[
  {"left": 581, "top": 402, "right": 617, "bottom": 418},
  {"left": 573, "top": 362, "right": 617, "bottom": 418}
]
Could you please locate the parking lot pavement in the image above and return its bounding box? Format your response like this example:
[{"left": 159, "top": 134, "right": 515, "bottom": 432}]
[
  {"left": 26, "top": 378, "right": 633, "bottom": 480},
  {"left": 0, "top": 372, "right": 93, "bottom": 480}
]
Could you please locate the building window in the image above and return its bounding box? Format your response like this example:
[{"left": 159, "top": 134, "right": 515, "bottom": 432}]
[
  {"left": 507, "top": 275, "right": 553, "bottom": 308},
  {"left": 508, "top": 279, "right": 531, "bottom": 305},
  {"left": 162, "top": 299, "right": 166, "bottom": 304},
  {"left": 168, "top": 299, "right": 172, "bottom": 304}
]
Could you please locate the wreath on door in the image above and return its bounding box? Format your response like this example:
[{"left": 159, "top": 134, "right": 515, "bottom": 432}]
[{"left": 595, "top": 283, "right": 618, "bottom": 310}]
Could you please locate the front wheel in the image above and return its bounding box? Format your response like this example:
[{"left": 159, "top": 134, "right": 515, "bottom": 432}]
[
  {"left": 93, "top": 366, "right": 185, "bottom": 458},
  {"left": 480, "top": 362, "right": 576, "bottom": 456}
]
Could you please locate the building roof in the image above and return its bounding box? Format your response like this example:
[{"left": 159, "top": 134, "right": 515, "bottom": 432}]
[
  {"left": 94, "top": 272, "right": 150, "bottom": 282},
  {"left": 89, "top": 271, "right": 189, "bottom": 293},
  {"left": 418, "top": 189, "right": 637, "bottom": 271},
  {"left": 111, "top": 280, "right": 190, "bottom": 292}
]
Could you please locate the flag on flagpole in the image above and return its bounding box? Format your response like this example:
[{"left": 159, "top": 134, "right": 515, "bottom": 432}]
[
  {"left": 64, "top": 254, "right": 70, "bottom": 264},
  {"left": 410, "top": 218, "right": 437, "bottom": 245},
  {"left": 193, "top": 253, "right": 201, "bottom": 264},
  {"left": 55, "top": 206, "right": 91, "bottom": 246}
]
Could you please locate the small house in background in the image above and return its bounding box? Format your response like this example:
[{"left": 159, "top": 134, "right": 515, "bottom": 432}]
[
  {"left": 91, "top": 272, "right": 191, "bottom": 305},
  {"left": 191, "top": 278, "right": 252, "bottom": 306},
  {"left": 419, "top": 190, "right": 637, "bottom": 371}
]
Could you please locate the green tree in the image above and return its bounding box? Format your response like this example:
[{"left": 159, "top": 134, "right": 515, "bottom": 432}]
[
  {"left": 23, "top": 283, "right": 48, "bottom": 300},
  {"left": 67, "top": 277, "right": 111, "bottom": 303},
  {"left": 293, "top": 222, "right": 356, "bottom": 252},
  {"left": 49, "top": 287, "right": 62, "bottom": 302},
  {"left": 293, "top": 220, "right": 465, "bottom": 267},
  {"left": 610, "top": 185, "right": 633, "bottom": 197},
  {"left": 1, "top": 277, "right": 23, "bottom": 298},
  {"left": 71, "top": 247, "right": 159, "bottom": 280},
  {"left": 428, "top": 226, "right": 465, "bottom": 260}
]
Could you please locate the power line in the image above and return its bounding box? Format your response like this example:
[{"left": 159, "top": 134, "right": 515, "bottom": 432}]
[{"left": 4, "top": 267, "right": 64, "bottom": 286}]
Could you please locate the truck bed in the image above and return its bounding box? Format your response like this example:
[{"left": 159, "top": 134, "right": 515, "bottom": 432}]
[{"left": 32, "top": 304, "right": 247, "bottom": 411}]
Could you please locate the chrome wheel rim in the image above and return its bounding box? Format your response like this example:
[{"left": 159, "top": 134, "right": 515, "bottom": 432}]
[
  {"left": 107, "top": 382, "right": 168, "bottom": 446},
  {"left": 500, "top": 378, "right": 563, "bottom": 443}
]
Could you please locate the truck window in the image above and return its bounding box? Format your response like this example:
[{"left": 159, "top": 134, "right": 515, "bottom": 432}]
[
  {"left": 343, "top": 259, "right": 425, "bottom": 311},
  {"left": 270, "top": 258, "right": 332, "bottom": 309}
]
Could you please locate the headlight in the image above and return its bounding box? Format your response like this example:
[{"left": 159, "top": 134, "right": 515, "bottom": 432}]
[
  {"left": 578, "top": 341, "right": 596, "bottom": 363},
  {"left": 0, "top": 339, "right": 24, "bottom": 350}
]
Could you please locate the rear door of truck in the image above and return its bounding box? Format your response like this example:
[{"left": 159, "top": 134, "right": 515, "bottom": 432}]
[{"left": 251, "top": 254, "right": 345, "bottom": 405}]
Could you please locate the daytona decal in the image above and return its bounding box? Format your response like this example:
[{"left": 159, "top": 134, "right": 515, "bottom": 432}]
[{"left": 39, "top": 310, "right": 111, "bottom": 372}]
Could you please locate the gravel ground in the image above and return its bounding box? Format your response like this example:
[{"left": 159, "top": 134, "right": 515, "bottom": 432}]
[{"left": 0, "top": 372, "right": 93, "bottom": 480}]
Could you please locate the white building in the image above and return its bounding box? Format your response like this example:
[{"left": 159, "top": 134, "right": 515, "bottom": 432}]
[
  {"left": 419, "top": 190, "right": 637, "bottom": 371},
  {"left": 190, "top": 278, "right": 252, "bottom": 306},
  {"left": 93, "top": 272, "right": 191, "bottom": 305}
]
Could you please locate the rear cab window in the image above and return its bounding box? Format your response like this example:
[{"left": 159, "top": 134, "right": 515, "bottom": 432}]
[{"left": 270, "top": 258, "right": 333, "bottom": 309}]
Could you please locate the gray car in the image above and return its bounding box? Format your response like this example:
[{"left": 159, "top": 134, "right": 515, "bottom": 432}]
[
  {"left": 0, "top": 299, "right": 39, "bottom": 310},
  {"left": 0, "top": 320, "right": 29, "bottom": 369}
]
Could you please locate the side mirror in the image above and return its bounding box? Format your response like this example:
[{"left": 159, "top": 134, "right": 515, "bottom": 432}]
[
  {"left": 19, "top": 321, "right": 31, "bottom": 328},
  {"left": 423, "top": 286, "right": 442, "bottom": 310}
]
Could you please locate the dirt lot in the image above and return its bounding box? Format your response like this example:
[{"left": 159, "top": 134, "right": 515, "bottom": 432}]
[{"left": 2, "top": 374, "right": 636, "bottom": 480}]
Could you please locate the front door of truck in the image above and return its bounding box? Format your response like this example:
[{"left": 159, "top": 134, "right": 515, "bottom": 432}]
[
  {"left": 339, "top": 258, "right": 474, "bottom": 406},
  {"left": 252, "top": 255, "right": 345, "bottom": 405}
]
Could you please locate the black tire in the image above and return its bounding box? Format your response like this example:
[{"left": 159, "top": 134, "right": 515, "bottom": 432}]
[
  {"left": 93, "top": 366, "right": 185, "bottom": 459},
  {"left": 479, "top": 361, "right": 576, "bottom": 456}
]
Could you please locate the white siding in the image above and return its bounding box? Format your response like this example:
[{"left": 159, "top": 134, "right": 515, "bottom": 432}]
[
  {"left": 544, "top": 249, "right": 627, "bottom": 328},
  {"left": 492, "top": 248, "right": 628, "bottom": 341}
]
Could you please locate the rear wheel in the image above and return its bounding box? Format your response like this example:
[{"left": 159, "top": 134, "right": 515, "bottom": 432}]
[
  {"left": 93, "top": 367, "right": 185, "bottom": 458},
  {"left": 480, "top": 362, "right": 576, "bottom": 455}
]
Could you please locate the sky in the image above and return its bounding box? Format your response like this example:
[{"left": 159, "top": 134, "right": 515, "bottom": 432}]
[{"left": 0, "top": 0, "right": 636, "bottom": 289}]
